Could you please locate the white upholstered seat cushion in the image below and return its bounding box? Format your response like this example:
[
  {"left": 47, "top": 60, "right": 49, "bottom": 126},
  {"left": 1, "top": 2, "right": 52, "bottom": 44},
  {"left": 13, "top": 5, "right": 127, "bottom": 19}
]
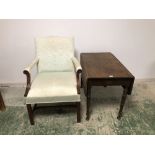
[{"left": 26, "top": 71, "right": 80, "bottom": 104}]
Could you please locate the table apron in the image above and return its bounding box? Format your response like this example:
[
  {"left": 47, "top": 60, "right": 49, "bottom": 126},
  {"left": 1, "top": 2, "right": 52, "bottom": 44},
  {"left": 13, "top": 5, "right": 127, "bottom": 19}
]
[
  {"left": 87, "top": 78, "right": 133, "bottom": 86},
  {"left": 83, "top": 78, "right": 134, "bottom": 96}
]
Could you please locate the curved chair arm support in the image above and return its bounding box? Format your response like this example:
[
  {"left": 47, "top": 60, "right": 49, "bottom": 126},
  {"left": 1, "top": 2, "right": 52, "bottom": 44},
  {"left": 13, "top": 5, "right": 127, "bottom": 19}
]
[
  {"left": 23, "top": 58, "right": 39, "bottom": 97},
  {"left": 72, "top": 57, "right": 82, "bottom": 94}
]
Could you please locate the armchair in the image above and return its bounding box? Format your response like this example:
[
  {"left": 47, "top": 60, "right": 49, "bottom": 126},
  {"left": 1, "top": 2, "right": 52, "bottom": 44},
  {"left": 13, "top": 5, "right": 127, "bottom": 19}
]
[{"left": 23, "top": 36, "right": 82, "bottom": 125}]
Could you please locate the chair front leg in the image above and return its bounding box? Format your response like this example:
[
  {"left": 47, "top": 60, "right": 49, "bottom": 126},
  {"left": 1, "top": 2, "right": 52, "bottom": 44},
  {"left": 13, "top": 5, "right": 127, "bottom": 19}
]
[
  {"left": 77, "top": 102, "right": 81, "bottom": 123},
  {"left": 26, "top": 104, "right": 34, "bottom": 125}
]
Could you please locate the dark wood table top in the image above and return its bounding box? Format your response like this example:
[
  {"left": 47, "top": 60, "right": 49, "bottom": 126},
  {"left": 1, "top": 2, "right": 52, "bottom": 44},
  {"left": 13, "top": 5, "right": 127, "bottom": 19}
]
[{"left": 80, "top": 52, "right": 134, "bottom": 79}]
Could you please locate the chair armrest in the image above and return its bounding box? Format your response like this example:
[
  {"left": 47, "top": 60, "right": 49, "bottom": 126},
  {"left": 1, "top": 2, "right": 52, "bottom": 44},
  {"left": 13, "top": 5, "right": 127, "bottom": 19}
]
[
  {"left": 23, "top": 58, "right": 39, "bottom": 73},
  {"left": 71, "top": 57, "right": 82, "bottom": 94},
  {"left": 23, "top": 58, "right": 39, "bottom": 97},
  {"left": 71, "top": 57, "right": 82, "bottom": 73}
]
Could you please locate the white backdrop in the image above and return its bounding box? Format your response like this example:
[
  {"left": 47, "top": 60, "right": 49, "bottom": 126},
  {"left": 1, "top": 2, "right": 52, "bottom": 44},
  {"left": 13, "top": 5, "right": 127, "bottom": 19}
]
[{"left": 0, "top": 19, "right": 155, "bottom": 83}]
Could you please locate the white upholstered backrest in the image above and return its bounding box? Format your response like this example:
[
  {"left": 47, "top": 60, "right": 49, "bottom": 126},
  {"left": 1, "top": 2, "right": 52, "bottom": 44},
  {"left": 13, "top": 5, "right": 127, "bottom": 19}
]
[{"left": 36, "top": 36, "right": 74, "bottom": 72}]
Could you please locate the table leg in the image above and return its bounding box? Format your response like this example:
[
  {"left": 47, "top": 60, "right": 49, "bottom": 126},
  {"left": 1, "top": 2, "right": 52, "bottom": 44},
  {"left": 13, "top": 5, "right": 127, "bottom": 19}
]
[
  {"left": 117, "top": 87, "right": 128, "bottom": 120},
  {"left": 86, "top": 86, "right": 91, "bottom": 120},
  {"left": 86, "top": 96, "right": 90, "bottom": 120}
]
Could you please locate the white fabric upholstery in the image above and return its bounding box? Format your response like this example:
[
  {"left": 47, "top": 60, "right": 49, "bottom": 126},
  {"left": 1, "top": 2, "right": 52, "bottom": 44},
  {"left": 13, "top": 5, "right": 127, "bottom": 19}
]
[
  {"left": 26, "top": 72, "right": 80, "bottom": 104},
  {"left": 36, "top": 36, "right": 74, "bottom": 72},
  {"left": 72, "top": 57, "right": 82, "bottom": 72},
  {"left": 24, "top": 36, "right": 82, "bottom": 106},
  {"left": 24, "top": 58, "right": 39, "bottom": 72}
]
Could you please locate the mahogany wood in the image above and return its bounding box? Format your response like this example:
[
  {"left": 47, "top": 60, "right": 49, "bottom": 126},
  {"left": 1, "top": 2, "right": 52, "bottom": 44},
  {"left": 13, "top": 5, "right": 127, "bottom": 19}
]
[
  {"left": 26, "top": 102, "right": 81, "bottom": 125},
  {"left": 80, "top": 52, "right": 135, "bottom": 120},
  {"left": 76, "top": 70, "right": 82, "bottom": 94},
  {"left": 26, "top": 104, "right": 34, "bottom": 125},
  {"left": 77, "top": 102, "right": 81, "bottom": 122},
  {"left": 23, "top": 70, "right": 31, "bottom": 97}
]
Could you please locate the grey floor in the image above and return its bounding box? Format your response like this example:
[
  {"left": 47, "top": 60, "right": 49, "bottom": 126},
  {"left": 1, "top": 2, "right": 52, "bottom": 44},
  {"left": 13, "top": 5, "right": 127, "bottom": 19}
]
[{"left": 0, "top": 79, "right": 155, "bottom": 135}]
